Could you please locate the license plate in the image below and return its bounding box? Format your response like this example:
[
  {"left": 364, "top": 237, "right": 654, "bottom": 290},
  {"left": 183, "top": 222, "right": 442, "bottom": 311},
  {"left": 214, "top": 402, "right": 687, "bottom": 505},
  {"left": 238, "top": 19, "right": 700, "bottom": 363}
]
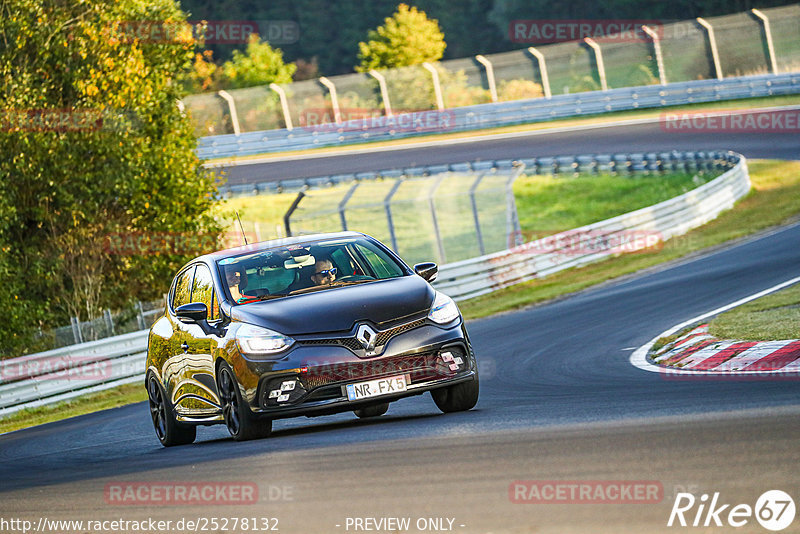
[{"left": 346, "top": 375, "right": 407, "bottom": 401}]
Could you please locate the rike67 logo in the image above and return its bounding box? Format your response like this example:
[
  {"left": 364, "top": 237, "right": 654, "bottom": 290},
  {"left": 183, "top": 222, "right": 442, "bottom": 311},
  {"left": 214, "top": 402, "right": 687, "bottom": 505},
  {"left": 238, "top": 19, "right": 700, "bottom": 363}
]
[{"left": 668, "top": 490, "right": 795, "bottom": 531}]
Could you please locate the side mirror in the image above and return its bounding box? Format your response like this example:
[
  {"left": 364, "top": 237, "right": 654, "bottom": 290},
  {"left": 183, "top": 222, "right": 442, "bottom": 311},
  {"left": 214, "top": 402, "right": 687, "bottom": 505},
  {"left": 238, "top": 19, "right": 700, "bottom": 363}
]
[
  {"left": 413, "top": 262, "right": 438, "bottom": 282},
  {"left": 176, "top": 302, "right": 208, "bottom": 324}
]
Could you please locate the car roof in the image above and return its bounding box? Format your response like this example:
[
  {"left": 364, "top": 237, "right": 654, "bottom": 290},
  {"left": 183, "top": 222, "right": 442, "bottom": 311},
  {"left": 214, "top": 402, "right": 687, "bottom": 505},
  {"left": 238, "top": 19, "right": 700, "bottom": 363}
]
[{"left": 196, "top": 231, "right": 368, "bottom": 264}]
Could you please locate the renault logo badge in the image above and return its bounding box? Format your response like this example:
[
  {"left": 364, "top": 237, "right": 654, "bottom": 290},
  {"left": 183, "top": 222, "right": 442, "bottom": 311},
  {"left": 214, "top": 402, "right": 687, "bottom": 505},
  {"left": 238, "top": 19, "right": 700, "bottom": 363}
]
[{"left": 356, "top": 324, "right": 378, "bottom": 351}]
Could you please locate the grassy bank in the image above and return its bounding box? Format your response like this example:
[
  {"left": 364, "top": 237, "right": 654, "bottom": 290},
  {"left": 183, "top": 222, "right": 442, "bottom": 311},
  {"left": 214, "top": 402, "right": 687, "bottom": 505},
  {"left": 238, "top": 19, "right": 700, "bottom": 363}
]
[{"left": 708, "top": 282, "right": 800, "bottom": 341}]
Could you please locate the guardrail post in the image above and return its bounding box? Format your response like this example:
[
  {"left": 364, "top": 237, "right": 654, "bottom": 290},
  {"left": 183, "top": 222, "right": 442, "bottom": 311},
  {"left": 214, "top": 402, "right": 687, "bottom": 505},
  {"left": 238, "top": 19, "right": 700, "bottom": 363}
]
[
  {"left": 216, "top": 90, "right": 241, "bottom": 135},
  {"left": 338, "top": 182, "right": 360, "bottom": 231},
  {"left": 384, "top": 178, "right": 405, "bottom": 253},
  {"left": 751, "top": 9, "right": 779, "bottom": 74},
  {"left": 283, "top": 189, "right": 306, "bottom": 237},
  {"left": 422, "top": 63, "right": 445, "bottom": 111},
  {"left": 642, "top": 25, "right": 668, "bottom": 85},
  {"left": 428, "top": 174, "right": 448, "bottom": 264},
  {"left": 468, "top": 172, "right": 488, "bottom": 256},
  {"left": 584, "top": 38, "right": 609, "bottom": 91},
  {"left": 70, "top": 316, "right": 83, "bottom": 344},
  {"left": 319, "top": 76, "right": 342, "bottom": 123},
  {"left": 527, "top": 47, "right": 552, "bottom": 99},
  {"left": 136, "top": 301, "right": 146, "bottom": 330},
  {"left": 475, "top": 55, "right": 498, "bottom": 103},
  {"left": 696, "top": 18, "right": 723, "bottom": 80},
  {"left": 369, "top": 70, "right": 393, "bottom": 117},
  {"left": 269, "top": 83, "right": 294, "bottom": 130}
]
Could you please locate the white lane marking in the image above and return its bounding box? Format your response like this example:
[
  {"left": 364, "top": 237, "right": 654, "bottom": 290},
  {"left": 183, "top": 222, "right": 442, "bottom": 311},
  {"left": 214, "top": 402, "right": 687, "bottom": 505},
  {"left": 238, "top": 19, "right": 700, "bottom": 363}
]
[
  {"left": 203, "top": 104, "right": 800, "bottom": 168},
  {"left": 630, "top": 274, "right": 800, "bottom": 374}
]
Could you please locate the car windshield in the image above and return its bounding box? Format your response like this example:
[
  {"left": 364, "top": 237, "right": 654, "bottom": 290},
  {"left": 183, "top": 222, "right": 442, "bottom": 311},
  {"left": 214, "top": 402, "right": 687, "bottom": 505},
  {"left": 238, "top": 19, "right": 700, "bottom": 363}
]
[{"left": 217, "top": 236, "right": 407, "bottom": 304}]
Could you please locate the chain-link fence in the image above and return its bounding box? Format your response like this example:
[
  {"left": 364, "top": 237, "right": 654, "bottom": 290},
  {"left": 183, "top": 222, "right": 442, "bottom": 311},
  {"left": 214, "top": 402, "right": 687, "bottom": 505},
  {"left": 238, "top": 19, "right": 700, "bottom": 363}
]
[
  {"left": 283, "top": 166, "right": 525, "bottom": 266},
  {"left": 30, "top": 299, "right": 164, "bottom": 353},
  {"left": 183, "top": 5, "right": 800, "bottom": 137}
]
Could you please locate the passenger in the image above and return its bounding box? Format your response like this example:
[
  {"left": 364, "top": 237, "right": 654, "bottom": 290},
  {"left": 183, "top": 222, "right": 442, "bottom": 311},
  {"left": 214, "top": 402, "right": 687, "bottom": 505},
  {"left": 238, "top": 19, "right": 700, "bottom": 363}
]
[{"left": 311, "top": 259, "right": 337, "bottom": 286}]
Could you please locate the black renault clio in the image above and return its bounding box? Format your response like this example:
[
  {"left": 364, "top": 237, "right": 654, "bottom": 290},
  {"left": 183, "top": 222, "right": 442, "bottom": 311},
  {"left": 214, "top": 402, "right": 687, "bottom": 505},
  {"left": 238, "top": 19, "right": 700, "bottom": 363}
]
[{"left": 146, "top": 232, "right": 479, "bottom": 446}]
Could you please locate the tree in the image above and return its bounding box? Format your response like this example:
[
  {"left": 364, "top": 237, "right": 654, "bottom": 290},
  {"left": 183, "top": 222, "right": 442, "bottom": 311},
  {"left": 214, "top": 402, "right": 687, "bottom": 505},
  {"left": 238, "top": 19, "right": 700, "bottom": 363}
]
[
  {"left": 357, "top": 4, "right": 446, "bottom": 72},
  {"left": 220, "top": 33, "right": 296, "bottom": 89},
  {"left": 0, "top": 0, "right": 222, "bottom": 355}
]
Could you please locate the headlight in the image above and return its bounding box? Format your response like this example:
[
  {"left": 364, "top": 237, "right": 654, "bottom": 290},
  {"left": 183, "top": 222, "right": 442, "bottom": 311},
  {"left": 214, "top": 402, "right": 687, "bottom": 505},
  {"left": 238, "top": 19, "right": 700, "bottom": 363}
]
[
  {"left": 236, "top": 324, "right": 294, "bottom": 356},
  {"left": 428, "top": 291, "right": 461, "bottom": 324}
]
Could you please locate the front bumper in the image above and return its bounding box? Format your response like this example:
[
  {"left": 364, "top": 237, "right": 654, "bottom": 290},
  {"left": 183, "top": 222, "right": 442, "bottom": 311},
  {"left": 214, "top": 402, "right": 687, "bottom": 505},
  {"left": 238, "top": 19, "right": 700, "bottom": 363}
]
[{"left": 238, "top": 320, "right": 475, "bottom": 418}]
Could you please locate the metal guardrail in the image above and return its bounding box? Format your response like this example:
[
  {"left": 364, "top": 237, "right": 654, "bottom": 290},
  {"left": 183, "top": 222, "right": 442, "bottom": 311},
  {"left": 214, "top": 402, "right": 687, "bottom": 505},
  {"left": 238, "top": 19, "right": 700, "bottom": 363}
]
[
  {"left": 196, "top": 73, "right": 799, "bottom": 160},
  {"left": 0, "top": 150, "right": 747, "bottom": 416}
]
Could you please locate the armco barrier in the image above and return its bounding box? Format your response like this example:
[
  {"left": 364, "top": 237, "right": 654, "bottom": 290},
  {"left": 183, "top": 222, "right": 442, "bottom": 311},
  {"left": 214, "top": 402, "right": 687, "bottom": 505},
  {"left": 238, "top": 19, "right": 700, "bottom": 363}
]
[
  {"left": 0, "top": 151, "right": 748, "bottom": 415},
  {"left": 196, "top": 73, "right": 800, "bottom": 160}
]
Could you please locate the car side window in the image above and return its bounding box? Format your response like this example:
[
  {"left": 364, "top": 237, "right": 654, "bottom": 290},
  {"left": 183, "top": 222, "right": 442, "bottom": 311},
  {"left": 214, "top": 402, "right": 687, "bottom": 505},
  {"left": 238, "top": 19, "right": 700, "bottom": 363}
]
[
  {"left": 354, "top": 243, "right": 404, "bottom": 279},
  {"left": 191, "top": 264, "right": 219, "bottom": 321},
  {"left": 172, "top": 266, "right": 195, "bottom": 310}
]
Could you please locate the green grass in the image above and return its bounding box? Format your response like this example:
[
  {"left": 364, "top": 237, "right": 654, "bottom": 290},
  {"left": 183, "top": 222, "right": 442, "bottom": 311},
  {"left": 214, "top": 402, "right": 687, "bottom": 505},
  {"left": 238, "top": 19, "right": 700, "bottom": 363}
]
[
  {"left": 0, "top": 383, "right": 146, "bottom": 435},
  {"left": 709, "top": 283, "right": 800, "bottom": 341},
  {"left": 458, "top": 160, "right": 800, "bottom": 319}
]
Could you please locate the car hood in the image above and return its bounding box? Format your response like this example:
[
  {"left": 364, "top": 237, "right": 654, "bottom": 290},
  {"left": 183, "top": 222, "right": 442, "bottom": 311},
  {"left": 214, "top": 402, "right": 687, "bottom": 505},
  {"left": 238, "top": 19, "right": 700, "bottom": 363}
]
[{"left": 229, "top": 275, "right": 435, "bottom": 335}]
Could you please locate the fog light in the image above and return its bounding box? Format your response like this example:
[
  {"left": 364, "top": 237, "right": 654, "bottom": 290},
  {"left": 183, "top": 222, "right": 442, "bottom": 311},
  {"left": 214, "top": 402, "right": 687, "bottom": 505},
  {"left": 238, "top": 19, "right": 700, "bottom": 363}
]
[
  {"left": 277, "top": 393, "right": 290, "bottom": 402},
  {"left": 268, "top": 389, "right": 280, "bottom": 399},
  {"left": 449, "top": 363, "right": 459, "bottom": 371},
  {"left": 281, "top": 380, "right": 296, "bottom": 391},
  {"left": 441, "top": 352, "right": 454, "bottom": 362}
]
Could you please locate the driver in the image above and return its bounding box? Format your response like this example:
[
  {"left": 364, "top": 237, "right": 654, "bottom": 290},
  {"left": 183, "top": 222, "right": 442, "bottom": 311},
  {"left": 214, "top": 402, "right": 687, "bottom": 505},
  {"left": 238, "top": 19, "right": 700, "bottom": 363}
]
[
  {"left": 225, "top": 268, "right": 256, "bottom": 303},
  {"left": 310, "top": 259, "right": 337, "bottom": 286}
]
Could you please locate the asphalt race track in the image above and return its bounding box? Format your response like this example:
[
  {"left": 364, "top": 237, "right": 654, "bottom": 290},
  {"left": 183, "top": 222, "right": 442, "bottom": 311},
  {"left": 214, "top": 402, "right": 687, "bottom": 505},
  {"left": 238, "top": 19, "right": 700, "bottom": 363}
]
[
  {"left": 220, "top": 119, "right": 800, "bottom": 185},
  {"left": 2, "top": 124, "right": 800, "bottom": 533}
]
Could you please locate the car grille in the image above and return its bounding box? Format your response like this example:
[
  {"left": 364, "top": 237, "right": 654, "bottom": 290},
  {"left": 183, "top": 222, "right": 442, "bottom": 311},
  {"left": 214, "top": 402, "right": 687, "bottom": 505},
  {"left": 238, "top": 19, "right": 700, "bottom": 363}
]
[
  {"left": 296, "top": 318, "right": 427, "bottom": 353},
  {"left": 301, "top": 350, "right": 460, "bottom": 389}
]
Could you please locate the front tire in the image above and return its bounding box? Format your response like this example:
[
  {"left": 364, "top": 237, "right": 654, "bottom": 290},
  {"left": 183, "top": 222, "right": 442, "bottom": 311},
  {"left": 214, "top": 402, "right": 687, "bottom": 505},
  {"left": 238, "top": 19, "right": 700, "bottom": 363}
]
[
  {"left": 217, "top": 362, "right": 272, "bottom": 441},
  {"left": 354, "top": 402, "right": 389, "bottom": 418},
  {"left": 431, "top": 374, "right": 479, "bottom": 413},
  {"left": 147, "top": 373, "right": 196, "bottom": 447}
]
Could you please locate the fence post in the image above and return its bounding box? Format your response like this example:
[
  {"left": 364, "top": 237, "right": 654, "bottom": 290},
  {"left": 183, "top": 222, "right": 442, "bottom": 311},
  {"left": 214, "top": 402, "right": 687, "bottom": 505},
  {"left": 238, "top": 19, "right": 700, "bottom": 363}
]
[
  {"left": 70, "top": 316, "right": 83, "bottom": 344},
  {"left": 103, "top": 309, "right": 115, "bottom": 336},
  {"left": 696, "top": 18, "right": 723, "bottom": 80},
  {"left": 506, "top": 164, "right": 525, "bottom": 248},
  {"left": 369, "top": 70, "right": 393, "bottom": 117},
  {"left": 384, "top": 178, "right": 406, "bottom": 253},
  {"left": 216, "top": 90, "right": 241, "bottom": 135},
  {"left": 319, "top": 76, "right": 342, "bottom": 123},
  {"left": 642, "top": 25, "right": 668, "bottom": 85},
  {"left": 475, "top": 55, "right": 498, "bottom": 103},
  {"left": 283, "top": 190, "right": 306, "bottom": 237},
  {"left": 338, "top": 182, "right": 360, "bottom": 231},
  {"left": 428, "top": 174, "right": 447, "bottom": 264},
  {"left": 584, "top": 38, "right": 609, "bottom": 91},
  {"left": 751, "top": 9, "right": 779, "bottom": 74},
  {"left": 269, "top": 83, "right": 294, "bottom": 130},
  {"left": 527, "top": 47, "right": 552, "bottom": 99},
  {"left": 422, "top": 63, "right": 445, "bottom": 111},
  {"left": 136, "top": 301, "right": 146, "bottom": 330},
  {"left": 469, "top": 172, "right": 488, "bottom": 256}
]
